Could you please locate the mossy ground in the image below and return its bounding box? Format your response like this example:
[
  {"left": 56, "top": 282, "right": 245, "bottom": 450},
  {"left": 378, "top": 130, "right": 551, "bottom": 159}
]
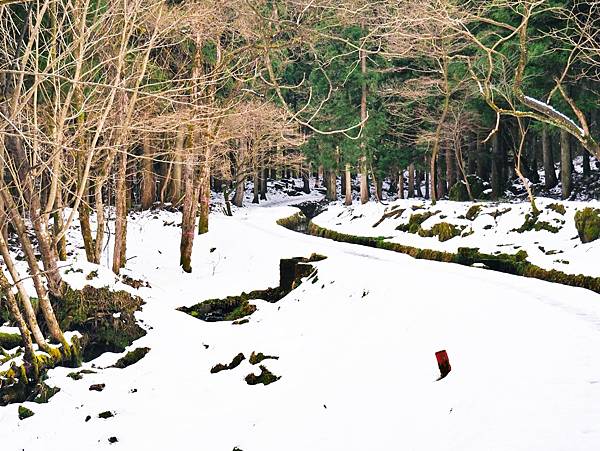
[{"left": 110, "top": 347, "right": 150, "bottom": 369}]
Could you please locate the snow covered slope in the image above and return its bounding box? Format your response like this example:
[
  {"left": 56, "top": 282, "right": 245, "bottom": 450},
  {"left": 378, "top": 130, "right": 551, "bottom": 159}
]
[
  {"left": 2, "top": 202, "right": 600, "bottom": 450},
  {"left": 313, "top": 198, "right": 600, "bottom": 277}
]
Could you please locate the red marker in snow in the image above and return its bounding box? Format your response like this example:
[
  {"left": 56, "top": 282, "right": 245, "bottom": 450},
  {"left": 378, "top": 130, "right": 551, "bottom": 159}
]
[{"left": 436, "top": 350, "right": 451, "bottom": 381}]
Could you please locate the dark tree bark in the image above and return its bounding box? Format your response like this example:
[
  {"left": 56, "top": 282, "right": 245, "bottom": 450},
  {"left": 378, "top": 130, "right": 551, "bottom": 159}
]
[
  {"left": 113, "top": 149, "right": 128, "bottom": 274},
  {"left": 490, "top": 130, "right": 502, "bottom": 199},
  {"left": 140, "top": 135, "right": 156, "bottom": 210},
  {"left": 542, "top": 126, "right": 558, "bottom": 188},
  {"left": 180, "top": 129, "right": 200, "bottom": 273},
  {"left": 408, "top": 164, "right": 415, "bottom": 198},
  {"left": 446, "top": 147, "right": 456, "bottom": 189},
  {"left": 560, "top": 129, "right": 572, "bottom": 199}
]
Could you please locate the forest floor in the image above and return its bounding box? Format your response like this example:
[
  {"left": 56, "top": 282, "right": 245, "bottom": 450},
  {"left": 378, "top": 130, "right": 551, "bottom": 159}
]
[{"left": 2, "top": 187, "right": 600, "bottom": 450}]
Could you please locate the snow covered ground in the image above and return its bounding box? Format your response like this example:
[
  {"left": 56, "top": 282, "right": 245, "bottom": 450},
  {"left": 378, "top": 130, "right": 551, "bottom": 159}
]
[
  {"left": 3, "top": 196, "right": 600, "bottom": 450},
  {"left": 313, "top": 197, "right": 600, "bottom": 277}
]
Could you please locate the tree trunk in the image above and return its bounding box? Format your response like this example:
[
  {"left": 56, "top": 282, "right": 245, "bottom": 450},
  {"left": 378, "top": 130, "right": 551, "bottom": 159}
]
[
  {"left": 542, "top": 126, "right": 558, "bottom": 188},
  {"left": 53, "top": 190, "right": 67, "bottom": 261},
  {"left": 398, "top": 170, "right": 405, "bottom": 199},
  {"left": 302, "top": 165, "right": 311, "bottom": 195},
  {"left": 261, "top": 167, "right": 268, "bottom": 200},
  {"left": 198, "top": 146, "right": 211, "bottom": 235},
  {"left": 446, "top": 147, "right": 456, "bottom": 189},
  {"left": 112, "top": 149, "right": 128, "bottom": 274},
  {"left": 359, "top": 47, "right": 369, "bottom": 204},
  {"left": 171, "top": 125, "right": 185, "bottom": 205},
  {"left": 415, "top": 170, "right": 424, "bottom": 197},
  {"left": 0, "top": 230, "right": 47, "bottom": 350},
  {"left": 436, "top": 153, "right": 446, "bottom": 199},
  {"left": 252, "top": 170, "right": 260, "bottom": 204},
  {"left": 233, "top": 140, "right": 246, "bottom": 208},
  {"left": 491, "top": 130, "right": 502, "bottom": 199},
  {"left": 408, "top": 164, "right": 415, "bottom": 198},
  {"left": 344, "top": 164, "right": 352, "bottom": 205},
  {"left": 325, "top": 170, "right": 337, "bottom": 201},
  {"left": 180, "top": 128, "right": 199, "bottom": 273},
  {"left": 560, "top": 128, "right": 572, "bottom": 199},
  {"left": 0, "top": 269, "right": 37, "bottom": 372},
  {"left": 141, "top": 135, "right": 155, "bottom": 210},
  {"left": 0, "top": 190, "right": 65, "bottom": 346}
]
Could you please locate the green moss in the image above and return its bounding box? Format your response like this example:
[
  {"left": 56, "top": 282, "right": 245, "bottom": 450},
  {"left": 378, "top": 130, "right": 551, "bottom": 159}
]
[
  {"left": 575, "top": 208, "right": 600, "bottom": 243},
  {"left": 111, "top": 347, "right": 150, "bottom": 369},
  {"left": 466, "top": 205, "right": 482, "bottom": 221},
  {"left": 245, "top": 365, "right": 281, "bottom": 385},
  {"left": 513, "top": 213, "right": 560, "bottom": 234},
  {"left": 419, "top": 222, "right": 460, "bottom": 242},
  {"left": 53, "top": 285, "right": 146, "bottom": 362},
  {"left": 397, "top": 211, "right": 440, "bottom": 234},
  {"left": 86, "top": 270, "right": 99, "bottom": 280},
  {"left": 18, "top": 405, "right": 34, "bottom": 420},
  {"left": 0, "top": 332, "right": 22, "bottom": 350},
  {"left": 67, "top": 369, "right": 96, "bottom": 380},
  {"left": 249, "top": 351, "right": 279, "bottom": 365},
  {"left": 211, "top": 353, "right": 245, "bottom": 374},
  {"left": 547, "top": 203, "right": 566, "bottom": 215}
]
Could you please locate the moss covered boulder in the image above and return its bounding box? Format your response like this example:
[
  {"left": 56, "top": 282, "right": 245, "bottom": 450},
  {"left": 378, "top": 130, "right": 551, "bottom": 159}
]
[
  {"left": 397, "top": 211, "right": 440, "bottom": 234},
  {"left": 52, "top": 285, "right": 146, "bottom": 362},
  {"left": 466, "top": 205, "right": 482, "bottom": 221},
  {"left": 418, "top": 222, "right": 461, "bottom": 242},
  {"left": 575, "top": 208, "right": 600, "bottom": 243}
]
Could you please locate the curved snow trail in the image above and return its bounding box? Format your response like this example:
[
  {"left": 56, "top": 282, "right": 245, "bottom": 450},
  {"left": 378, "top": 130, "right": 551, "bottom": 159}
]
[{"left": 2, "top": 203, "right": 600, "bottom": 451}]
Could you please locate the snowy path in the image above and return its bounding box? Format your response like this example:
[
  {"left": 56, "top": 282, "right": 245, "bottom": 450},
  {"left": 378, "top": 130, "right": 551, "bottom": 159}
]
[{"left": 3, "top": 202, "right": 600, "bottom": 451}]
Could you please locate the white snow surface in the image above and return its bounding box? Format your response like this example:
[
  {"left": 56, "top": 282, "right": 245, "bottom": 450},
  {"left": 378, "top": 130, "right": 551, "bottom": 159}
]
[
  {"left": 313, "top": 197, "right": 600, "bottom": 277},
  {"left": 2, "top": 196, "right": 600, "bottom": 450}
]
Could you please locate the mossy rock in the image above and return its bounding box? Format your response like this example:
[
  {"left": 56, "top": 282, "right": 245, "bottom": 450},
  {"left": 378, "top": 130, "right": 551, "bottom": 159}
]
[
  {"left": 466, "top": 205, "right": 482, "bottom": 221},
  {"left": 52, "top": 285, "right": 146, "bottom": 362},
  {"left": 575, "top": 208, "right": 600, "bottom": 243},
  {"left": 110, "top": 347, "right": 150, "bottom": 369},
  {"left": 418, "top": 222, "right": 460, "bottom": 242},
  {"left": 546, "top": 203, "right": 566, "bottom": 215},
  {"left": 211, "top": 353, "right": 245, "bottom": 374},
  {"left": 448, "top": 176, "right": 485, "bottom": 201},
  {"left": 18, "top": 405, "right": 34, "bottom": 420},
  {"left": 245, "top": 365, "right": 280, "bottom": 386},
  {"left": 397, "top": 211, "right": 440, "bottom": 234},
  {"left": 249, "top": 352, "right": 279, "bottom": 365}
]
